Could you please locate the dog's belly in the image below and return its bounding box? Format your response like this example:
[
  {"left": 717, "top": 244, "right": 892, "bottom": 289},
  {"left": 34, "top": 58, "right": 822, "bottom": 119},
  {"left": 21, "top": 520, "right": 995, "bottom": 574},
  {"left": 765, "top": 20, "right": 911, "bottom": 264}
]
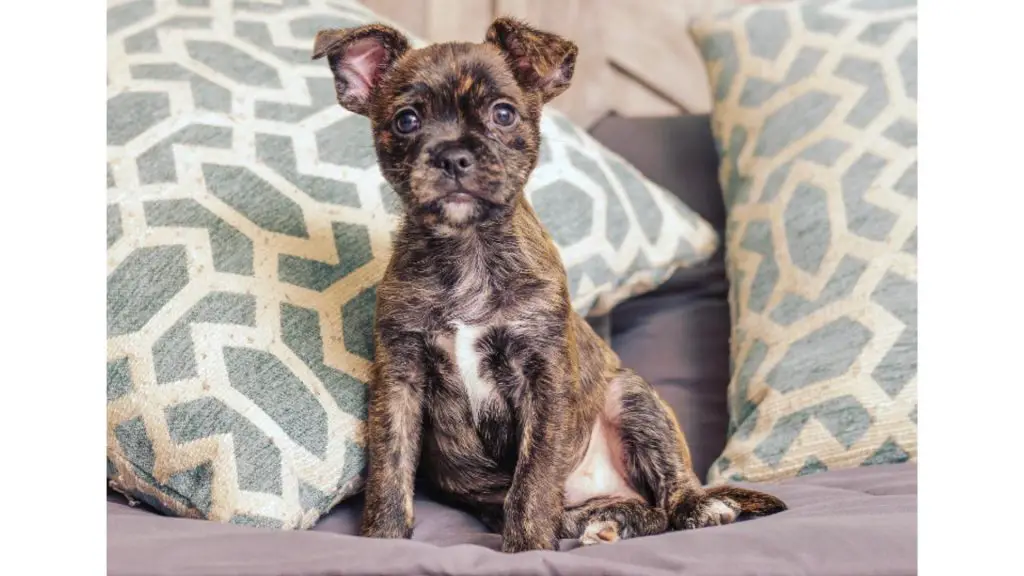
[
  {"left": 563, "top": 417, "right": 641, "bottom": 507},
  {"left": 438, "top": 321, "right": 640, "bottom": 508}
]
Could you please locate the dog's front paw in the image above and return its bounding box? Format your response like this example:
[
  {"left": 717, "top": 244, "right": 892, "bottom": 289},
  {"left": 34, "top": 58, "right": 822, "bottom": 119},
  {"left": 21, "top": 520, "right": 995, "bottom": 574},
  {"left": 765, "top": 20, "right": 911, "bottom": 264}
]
[
  {"left": 501, "top": 527, "right": 559, "bottom": 553},
  {"left": 501, "top": 537, "right": 558, "bottom": 553},
  {"left": 361, "top": 515, "right": 414, "bottom": 540}
]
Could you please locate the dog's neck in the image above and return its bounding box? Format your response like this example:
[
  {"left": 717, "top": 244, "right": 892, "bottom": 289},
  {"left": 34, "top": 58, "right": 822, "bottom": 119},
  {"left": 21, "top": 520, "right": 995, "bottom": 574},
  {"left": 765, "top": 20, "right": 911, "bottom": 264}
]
[{"left": 394, "top": 192, "right": 563, "bottom": 301}]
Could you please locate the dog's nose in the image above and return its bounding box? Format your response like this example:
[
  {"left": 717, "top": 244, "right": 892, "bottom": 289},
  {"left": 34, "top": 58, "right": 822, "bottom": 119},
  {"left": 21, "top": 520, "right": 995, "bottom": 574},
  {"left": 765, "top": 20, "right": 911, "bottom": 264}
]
[{"left": 435, "top": 147, "right": 474, "bottom": 178}]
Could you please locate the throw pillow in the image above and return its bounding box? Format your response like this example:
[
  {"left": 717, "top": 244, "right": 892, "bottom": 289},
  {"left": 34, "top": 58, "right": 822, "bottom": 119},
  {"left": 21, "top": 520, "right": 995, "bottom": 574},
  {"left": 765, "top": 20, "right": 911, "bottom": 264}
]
[
  {"left": 106, "top": 0, "right": 717, "bottom": 529},
  {"left": 691, "top": 0, "right": 917, "bottom": 485}
]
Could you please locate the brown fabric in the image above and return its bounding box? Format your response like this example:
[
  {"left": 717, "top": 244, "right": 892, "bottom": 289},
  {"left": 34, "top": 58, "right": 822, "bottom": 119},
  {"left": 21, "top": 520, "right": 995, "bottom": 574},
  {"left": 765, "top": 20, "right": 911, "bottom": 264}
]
[
  {"left": 589, "top": 114, "right": 730, "bottom": 481},
  {"left": 108, "top": 463, "right": 917, "bottom": 576}
]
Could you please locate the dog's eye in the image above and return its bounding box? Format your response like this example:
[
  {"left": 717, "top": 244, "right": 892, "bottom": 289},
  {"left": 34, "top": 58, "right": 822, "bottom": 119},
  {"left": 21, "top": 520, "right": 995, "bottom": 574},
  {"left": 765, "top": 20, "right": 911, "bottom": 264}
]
[
  {"left": 491, "top": 103, "right": 518, "bottom": 127},
  {"left": 394, "top": 109, "right": 421, "bottom": 134}
]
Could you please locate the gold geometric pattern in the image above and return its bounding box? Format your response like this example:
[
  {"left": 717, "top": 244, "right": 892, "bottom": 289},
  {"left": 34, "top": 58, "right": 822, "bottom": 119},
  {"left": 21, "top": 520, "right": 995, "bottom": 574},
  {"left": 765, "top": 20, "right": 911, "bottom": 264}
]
[
  {"left": 691, "top": 0, "right": 918, "bottom": 484},
  {"left": 106, "top": 0, "right": 717, "bottom": 529}
]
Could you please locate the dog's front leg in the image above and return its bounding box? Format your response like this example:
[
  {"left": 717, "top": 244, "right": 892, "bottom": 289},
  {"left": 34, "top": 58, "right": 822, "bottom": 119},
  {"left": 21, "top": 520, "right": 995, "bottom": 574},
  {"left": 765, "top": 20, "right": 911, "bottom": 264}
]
[
  {"left": 360, "top": 333, "right": 426, "bottom": 539},
  {"left": 502, "top": 351, "right": 574, "bottom": 553}
]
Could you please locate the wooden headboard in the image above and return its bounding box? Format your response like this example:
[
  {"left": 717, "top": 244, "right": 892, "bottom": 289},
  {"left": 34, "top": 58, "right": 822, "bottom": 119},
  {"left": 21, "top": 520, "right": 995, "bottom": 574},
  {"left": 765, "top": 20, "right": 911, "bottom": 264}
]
[{"left": 361, "top": 0, "right": 755, "bottom": 128}]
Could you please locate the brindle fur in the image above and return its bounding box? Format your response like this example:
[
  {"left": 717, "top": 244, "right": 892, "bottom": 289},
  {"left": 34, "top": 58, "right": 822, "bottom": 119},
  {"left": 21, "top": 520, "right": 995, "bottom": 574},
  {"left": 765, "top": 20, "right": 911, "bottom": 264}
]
[{"left": 313, "top": 17, "right": 786, "bottom": 553}]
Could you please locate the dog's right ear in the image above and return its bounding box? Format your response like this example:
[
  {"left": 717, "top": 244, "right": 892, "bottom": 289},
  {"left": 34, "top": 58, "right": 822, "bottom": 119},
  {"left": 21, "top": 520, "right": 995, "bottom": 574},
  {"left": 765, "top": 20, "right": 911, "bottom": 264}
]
[{"left": 312, "top": 24, "right": 411, "bottom": 116}]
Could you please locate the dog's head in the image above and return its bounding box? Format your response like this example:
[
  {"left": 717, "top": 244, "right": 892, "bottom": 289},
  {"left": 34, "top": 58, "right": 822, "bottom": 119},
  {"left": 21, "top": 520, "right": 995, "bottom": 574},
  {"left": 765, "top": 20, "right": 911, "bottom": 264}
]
[{"left": 313, "top": 18, "right": 577, "bottom": 230}]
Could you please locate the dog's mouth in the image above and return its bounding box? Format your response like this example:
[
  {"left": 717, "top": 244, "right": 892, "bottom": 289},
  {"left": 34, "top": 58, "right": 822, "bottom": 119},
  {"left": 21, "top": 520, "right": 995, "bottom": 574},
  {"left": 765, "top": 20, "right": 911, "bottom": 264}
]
[
  {"left": 443, "top": 191, "right": 475, "bottom": 204},
  {"left": 442, "top": 184, "right": 492, "bottom": 202},
  {"left": 438, "top": 182, "right": 491, "bottom": 204},
  {"left": 419, "top": 184, "right": 497, "bottom": 219}
]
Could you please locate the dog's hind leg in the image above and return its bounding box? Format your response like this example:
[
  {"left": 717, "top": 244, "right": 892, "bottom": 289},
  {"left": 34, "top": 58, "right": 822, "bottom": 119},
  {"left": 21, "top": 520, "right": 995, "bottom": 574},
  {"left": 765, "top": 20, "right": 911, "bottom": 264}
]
[
  {"left": 607, "top": 370, "right": 787, "bottom": 531},
  {"left": 559, "top": 496, "right": 666, "bottom": 545}
]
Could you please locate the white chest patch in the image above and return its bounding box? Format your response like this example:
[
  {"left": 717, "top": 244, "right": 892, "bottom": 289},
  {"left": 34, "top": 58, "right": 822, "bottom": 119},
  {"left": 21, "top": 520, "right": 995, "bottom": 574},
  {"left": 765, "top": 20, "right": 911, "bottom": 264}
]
[{"left": 452, "top": 322, "right": 494, "bottom": 425}]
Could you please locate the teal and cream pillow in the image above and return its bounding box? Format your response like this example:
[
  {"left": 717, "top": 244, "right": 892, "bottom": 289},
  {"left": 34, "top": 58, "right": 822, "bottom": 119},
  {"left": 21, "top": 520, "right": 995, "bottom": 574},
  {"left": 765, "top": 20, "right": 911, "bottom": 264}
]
[
  {"left": 106, "top": 0, "right": 717, "bottom": 529},
  {"left": 691, "top": 0, "right": 917, "bottom": 485}
]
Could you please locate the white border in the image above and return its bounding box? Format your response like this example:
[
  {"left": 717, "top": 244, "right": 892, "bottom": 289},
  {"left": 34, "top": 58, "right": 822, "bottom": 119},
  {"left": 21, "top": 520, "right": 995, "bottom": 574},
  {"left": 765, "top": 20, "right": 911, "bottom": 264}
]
[
  {"left": 1, "top": 0, "right": 103, "bottom": 574},
  {"left": 924, "top": 0, "right": 1023, "bottom": 573},
  {"left": 0, "top": 1, "right": 1019, "bottom": 574}
]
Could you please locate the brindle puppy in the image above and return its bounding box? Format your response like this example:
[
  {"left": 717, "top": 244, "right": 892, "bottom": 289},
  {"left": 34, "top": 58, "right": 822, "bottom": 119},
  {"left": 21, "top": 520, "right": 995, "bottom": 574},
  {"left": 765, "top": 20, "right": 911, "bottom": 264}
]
[{"left": 312, "top": 18, "right": 786, "bottom": 553}]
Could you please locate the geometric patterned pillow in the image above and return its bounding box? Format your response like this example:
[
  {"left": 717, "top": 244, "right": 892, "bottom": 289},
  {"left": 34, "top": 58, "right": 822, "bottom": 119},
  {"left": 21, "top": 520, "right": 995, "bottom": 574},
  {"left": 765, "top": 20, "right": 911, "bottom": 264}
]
[
  {"left": 691, "top": 0, "right": 917, "bottom": 485},
  {"left": 106, "top": 0, "right": 717, "bottom": 530}
]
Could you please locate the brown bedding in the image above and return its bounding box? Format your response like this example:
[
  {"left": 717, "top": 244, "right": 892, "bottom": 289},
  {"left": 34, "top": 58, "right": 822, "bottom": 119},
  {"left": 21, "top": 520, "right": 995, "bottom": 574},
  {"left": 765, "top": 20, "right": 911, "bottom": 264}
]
[{"left": 108, "top": 462, "right": 916, "bottom": 576}]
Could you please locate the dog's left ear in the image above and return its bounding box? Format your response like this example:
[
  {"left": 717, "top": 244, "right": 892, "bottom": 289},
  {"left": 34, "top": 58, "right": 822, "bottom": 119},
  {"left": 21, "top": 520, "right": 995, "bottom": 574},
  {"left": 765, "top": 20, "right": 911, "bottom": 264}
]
[
  {"left": 312, "top": 24, "right": 411, "bottom": 116},
  {"left": 485, "top": 17, "right": 577, "bottom": 103}
]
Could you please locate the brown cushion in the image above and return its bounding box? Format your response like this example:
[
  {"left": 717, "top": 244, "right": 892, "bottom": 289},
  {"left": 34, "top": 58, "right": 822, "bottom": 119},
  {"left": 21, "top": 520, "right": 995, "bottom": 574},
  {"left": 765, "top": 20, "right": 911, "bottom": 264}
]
[{"left": 589, "top": 114, "right": 729, "bottom": 482}]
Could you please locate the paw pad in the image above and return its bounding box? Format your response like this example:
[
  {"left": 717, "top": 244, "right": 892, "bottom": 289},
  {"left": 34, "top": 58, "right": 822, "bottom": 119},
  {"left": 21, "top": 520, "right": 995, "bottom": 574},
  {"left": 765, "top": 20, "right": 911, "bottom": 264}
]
[{"left": 580, "top": 520, "right": 620, "bottom": 545}]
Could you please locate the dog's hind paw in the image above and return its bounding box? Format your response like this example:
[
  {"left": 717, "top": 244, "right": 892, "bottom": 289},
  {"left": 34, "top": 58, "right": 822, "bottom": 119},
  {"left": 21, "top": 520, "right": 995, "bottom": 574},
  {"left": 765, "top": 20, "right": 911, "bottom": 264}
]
[
  {"left": 671, "top": 486, "right": 787, "bottom": 531},
  {"left": 679, "top": 497, "right": 739, "bottom": 530},
  {"left": 579, "top": 520, "right": 620, "bottom": 545}
]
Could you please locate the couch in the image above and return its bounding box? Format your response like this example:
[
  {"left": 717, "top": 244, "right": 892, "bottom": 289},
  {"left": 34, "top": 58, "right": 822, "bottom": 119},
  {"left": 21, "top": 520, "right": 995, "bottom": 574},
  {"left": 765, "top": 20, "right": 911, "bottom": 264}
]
[{"left": 107, "top": 113, "right": 917, "bottom": 576}]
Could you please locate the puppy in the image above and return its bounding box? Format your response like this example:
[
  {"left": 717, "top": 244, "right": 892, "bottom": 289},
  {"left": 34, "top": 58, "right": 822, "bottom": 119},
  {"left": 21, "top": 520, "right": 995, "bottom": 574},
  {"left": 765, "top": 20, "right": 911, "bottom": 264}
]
[{"left": 313, "top": 18, "right": 786, "bottom": 553}]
